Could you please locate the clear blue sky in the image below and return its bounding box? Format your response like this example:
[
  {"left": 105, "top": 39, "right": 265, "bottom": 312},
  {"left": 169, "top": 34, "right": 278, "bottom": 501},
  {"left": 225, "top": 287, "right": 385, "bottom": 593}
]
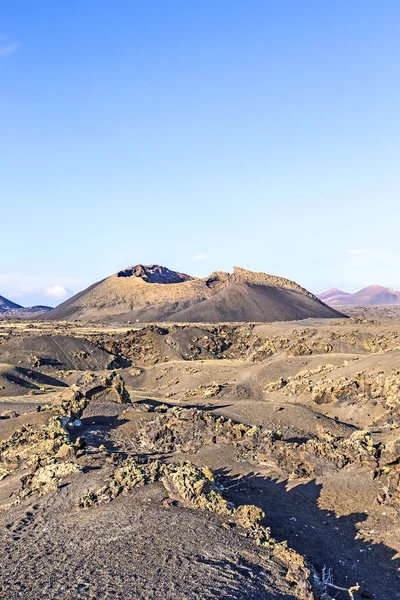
[{"left": 1, "top": 1, "right": 399, "bottom": 306}]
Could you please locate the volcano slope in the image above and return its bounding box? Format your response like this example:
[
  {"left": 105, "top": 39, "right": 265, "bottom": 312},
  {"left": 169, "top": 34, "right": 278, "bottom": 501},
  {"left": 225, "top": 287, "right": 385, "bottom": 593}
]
[
  {"left": 1, "top": 313, "right": 400, "bottom": 599},
  {"left": 45, "top": 265, "right": 342, "bottom": 323}
]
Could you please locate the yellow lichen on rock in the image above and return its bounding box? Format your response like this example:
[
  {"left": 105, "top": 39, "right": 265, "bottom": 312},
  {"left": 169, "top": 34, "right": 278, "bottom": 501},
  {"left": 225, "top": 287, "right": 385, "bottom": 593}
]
[
  {"left": 78, "top": 458, "right": 314, "bottom": 599},
  {"left": 0, "top": 416, "right": 73, "bottom": 468},
  {"left": 15, "top": 461, "right": 82, "bottom": 502}
]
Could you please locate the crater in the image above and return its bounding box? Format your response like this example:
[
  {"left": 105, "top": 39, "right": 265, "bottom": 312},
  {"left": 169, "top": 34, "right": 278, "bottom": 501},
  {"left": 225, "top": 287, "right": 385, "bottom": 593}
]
[{"left": 117, "top": 264, "right": 193, "bottom": 284}]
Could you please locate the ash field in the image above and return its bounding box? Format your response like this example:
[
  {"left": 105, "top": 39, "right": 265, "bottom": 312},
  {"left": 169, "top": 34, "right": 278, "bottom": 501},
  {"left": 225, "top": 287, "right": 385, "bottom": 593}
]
[{"left": 1, "top": 267, "right": 400, "bottom": 600}]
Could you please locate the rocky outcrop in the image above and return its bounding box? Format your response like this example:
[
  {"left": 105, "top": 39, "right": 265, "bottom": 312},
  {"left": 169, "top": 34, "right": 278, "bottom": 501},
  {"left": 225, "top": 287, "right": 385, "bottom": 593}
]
[
  {"left": 15, "top": 461, "right": 81, "bottom": 502},
  {"left": 117, "top": 264, "right": 193, "bottom": 284},
  {"left": 52, "top": 371, "right": 130, "bottom": 419},
  {"left": 0, "top": 415, "right": 73, "bottom": 469},
  {"left": 79, "top": 457, "right": 315, "bottom": 599},
  {"left": 120, "top": 404, "right": 380, "bottom": 480}
]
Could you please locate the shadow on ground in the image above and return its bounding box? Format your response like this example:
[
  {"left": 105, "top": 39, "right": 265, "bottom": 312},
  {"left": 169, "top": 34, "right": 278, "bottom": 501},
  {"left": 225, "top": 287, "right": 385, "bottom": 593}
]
[
  {"left": 219, "top": 470, "right": 399, "bottom": 600},
  {"left": 3, "top": 366, "right": 67, "bottom": 390},
  {"left": 133, "top": 397, "right": 232, "bottom": 412}
]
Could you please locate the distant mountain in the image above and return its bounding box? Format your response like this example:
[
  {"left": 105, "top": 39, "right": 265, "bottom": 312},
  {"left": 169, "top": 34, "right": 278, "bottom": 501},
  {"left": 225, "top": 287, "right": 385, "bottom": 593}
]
[
  {"left": 318, "top": 288, "right": 351, "bottom": 306},
  {"left": 318, "top": 285, "right": 400, "bottom": 306},
  {"left": 45, "top": 263, "right": 344, "bottom": 323},
  {"left": 0, "top": 295, "right": 52, "bottom": 319},
  {"left": 17, "top": 305, "right": 53, "bottom": 315},
  {"left": 0, "top": 295, "right": 22, "bottom": 311}
]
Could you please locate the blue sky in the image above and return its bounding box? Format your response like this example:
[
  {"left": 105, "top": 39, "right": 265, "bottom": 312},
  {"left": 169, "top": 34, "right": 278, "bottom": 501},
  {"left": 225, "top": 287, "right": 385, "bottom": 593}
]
[{"left": 1, "top": 1, "right": 399, "bottom": 306}]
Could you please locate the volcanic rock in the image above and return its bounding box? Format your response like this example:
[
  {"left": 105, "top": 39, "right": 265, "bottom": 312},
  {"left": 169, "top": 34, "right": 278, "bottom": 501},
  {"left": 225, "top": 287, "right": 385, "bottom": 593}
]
[{"left": 45, "top": 264, "right": 343, "bottom": 323}]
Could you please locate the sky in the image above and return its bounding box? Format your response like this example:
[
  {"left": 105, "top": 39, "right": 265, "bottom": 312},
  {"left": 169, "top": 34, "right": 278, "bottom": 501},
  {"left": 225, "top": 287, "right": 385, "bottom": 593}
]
[{"left": 1, "top": 1, "right": 400, "bottom": 307}]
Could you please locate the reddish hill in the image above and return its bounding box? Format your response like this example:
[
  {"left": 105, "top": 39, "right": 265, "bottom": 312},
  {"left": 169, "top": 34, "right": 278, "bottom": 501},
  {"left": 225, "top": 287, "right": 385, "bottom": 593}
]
[{"left": 319, "top": 285, "right": 400, "bottom": 306}]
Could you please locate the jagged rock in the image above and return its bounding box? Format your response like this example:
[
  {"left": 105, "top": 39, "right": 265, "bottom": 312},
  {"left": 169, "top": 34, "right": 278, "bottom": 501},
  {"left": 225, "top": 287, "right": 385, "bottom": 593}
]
[
  {"left": 238, "top": 427, "right": 380, "bottom": 478},
  {"left": 55, "top": 443, "right": 76, "bottom": 460},
  {"left": 79, "top": 457, "right": 164, "bottom": 508},
  {"left": 52, "top": 370, "right": 130, "bottom": 419},
  {"left": 54, "top": 389, "right": 88, "bottom": 420},
  {"left": 267, "top": 367, "right": 400, "bottom": 414},
  {"left": 0, "top": 416, "right": 73, "bottom": 468},
  {"left": 29, "top": 354, "right": 42, "bottom": 367},
  {"left": 15, "top": 461, "right": 81, "bottom": 502},
  {"left": 265, "top": 377, "right": 288, "bottom": 392},
  {"left": 374, "top": 439, "right": 400, "bottom": 509},
  {"left": 234, "top": 504, "right": 265, "bottom": 528},
  {"left": 183, "top": 381, "right": 222, "bottom": 399},
  {"left": 127, "top": 405, "right": 261, "bottom": 454},
  {"left": 0, "top": 410, "right": 19, "bottom": 419},
  {"left": 286, "top": 341, "right": 333, "bottom": 356},
  {"left": 162, "top": 462, "right": 234, "bottom": 516},
  {"left": 126, "top": 404, "right": 379, "bottom": 479},
  {"left": 79, "top": 457, "right": 314, "bottom": 599}
]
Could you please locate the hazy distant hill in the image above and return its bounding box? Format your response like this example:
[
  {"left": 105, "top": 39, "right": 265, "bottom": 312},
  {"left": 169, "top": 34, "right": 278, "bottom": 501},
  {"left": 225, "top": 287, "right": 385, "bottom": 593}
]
[
  {"left": 45, "top": 264, "right": 343, "bottom": 323},
  {"left": 0, "top": 295, "right": 52, "bottom": 318},
  {"left": 319, "top": 285, "right": 400, "bottom": 306},
  {"left": 0, "top": 295, "right": 22, "bottom": 311},
  {"left": 318, "top": 288, "right": 351, "bottom": 306}
]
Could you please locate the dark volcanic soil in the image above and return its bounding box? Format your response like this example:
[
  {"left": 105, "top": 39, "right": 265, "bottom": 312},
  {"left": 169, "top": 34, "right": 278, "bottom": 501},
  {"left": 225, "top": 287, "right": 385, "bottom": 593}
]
[
  {"left": 1, "top": 316, "right": 400, "bottom": 599},
  {"left": 44, "top": 265, "right": 343, "bottom": 324},
  {"left": 0, "top": 483, "right": 302, "bottom": 600}
]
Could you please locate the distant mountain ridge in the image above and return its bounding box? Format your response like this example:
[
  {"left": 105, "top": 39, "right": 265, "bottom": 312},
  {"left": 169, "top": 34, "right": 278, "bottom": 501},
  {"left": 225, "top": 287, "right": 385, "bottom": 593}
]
[
  {"left": 0, "top": 295, "right": 52, "bottom": 318},
  {"left": 318, "top": 285, "right": 400, "bottom": 306},
  {"left": 0, "top": 295, "right": 22, "bottom": 310},
  {"left": 45, "top": 263, "right": 344, "bottom": 323}
]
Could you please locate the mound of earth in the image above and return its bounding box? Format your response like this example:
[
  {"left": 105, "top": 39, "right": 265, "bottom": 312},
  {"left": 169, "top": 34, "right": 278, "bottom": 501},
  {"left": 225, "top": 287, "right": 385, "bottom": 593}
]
[
  {"left": 0, "top": 363, "right": 67, "bottom": 397},
  {"left": 0, "top": 335, "right": 120, "bottom": 373},
  {"left": 45, "top": 265, "right": 343, "bottom": 324}
]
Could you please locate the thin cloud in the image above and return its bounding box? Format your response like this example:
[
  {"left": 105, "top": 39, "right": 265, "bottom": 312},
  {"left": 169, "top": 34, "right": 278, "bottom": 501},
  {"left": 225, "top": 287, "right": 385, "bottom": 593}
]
[
  {"left": 345, "top": 249, "right": 400, "bottom": 260},
  {"left": 193, "top": 252, "right": 207, "bottom": 261},
  {"left": 0, "top": 41, "right": 19, "bottom": 57}
]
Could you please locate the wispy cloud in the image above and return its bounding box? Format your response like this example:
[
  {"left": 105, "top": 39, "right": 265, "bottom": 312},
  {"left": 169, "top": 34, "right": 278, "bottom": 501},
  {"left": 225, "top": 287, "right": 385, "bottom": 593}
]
[
  {"left": 193, "top": 252, "right": 207, "bottom": 261},
  {"left": 345, "top": 249, "right": 369, "bottom": 255},
  {"left": 0, "top": 41, "right": 19, "bottom": 57},
  {"left": 345, "top": 249, "right": 400, "bottom": 260}
]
